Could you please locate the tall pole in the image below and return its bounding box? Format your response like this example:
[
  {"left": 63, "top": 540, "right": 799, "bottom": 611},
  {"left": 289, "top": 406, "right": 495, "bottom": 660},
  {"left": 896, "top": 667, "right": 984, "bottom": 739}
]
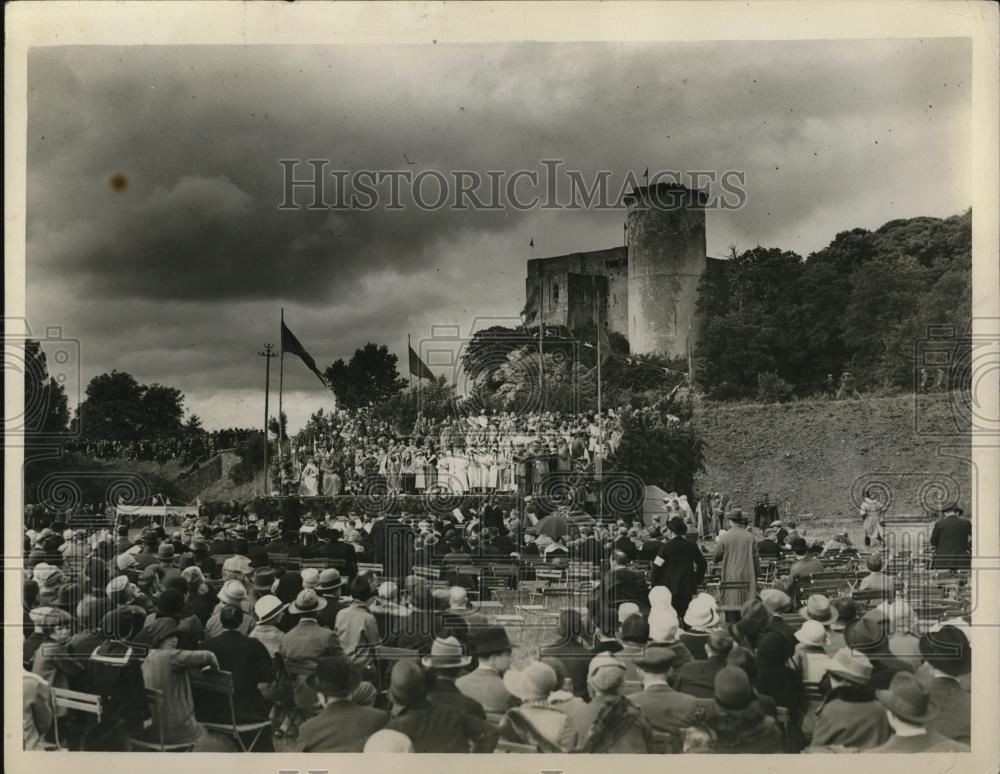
[
  {"left": 278, "top": 309, "right": 285, "bottom": 494},
  {"left": 407, "top": 334, "right": 413, "bottom": 391},
  {"left": 539, "top": 274, "right": 545, "bottom": 401},
  {"left": 596, "top": 292, "right": 603, "bottom": 518},
  {"left": 259, "top": 344, "right": 277, "bottom": 495}
]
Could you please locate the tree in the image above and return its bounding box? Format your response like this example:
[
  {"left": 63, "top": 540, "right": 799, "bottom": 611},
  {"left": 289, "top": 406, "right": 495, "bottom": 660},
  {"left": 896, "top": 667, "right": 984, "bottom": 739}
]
[
  {"left": 460, "top": 326, "right": 530, "bottom": 383},
  {"left": 77, "top": 371, "right": 146, "bottom": 441},
  {"left": 324, "top": 343, "right": 406, "bottom": 411},
  {"left": 23, "top": 339, "right": 70, "bottom": 441},
  {"left": 229, "top": 431, "right": 267, "bottom": 485},
  {"left": 610, "top": 410, "right": 705, "bottom": 500},
  {"left": 140, "top": 383, "right": 185, "bottom": 437}
]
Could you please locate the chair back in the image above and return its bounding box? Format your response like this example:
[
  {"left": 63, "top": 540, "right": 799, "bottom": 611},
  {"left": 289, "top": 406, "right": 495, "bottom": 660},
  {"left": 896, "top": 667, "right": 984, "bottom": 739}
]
[
  {"left": 51, "top": 688, "right": 101, "bottom": 749},
  {"left": 485, "top": 711, "right": 504, "bottom": 727},
  {"left": 495, "top": 739, "right": 536, "bottom": 753}
]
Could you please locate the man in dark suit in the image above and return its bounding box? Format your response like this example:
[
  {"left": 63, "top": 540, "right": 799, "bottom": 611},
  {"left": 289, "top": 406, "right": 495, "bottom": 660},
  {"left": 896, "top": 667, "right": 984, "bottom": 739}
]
[
  {"left": 650, "top": 517, "right": 707, "bottom": 622},
  {"left": 602, "top": 551, "right": 649, "bottom": 609},
  {"left": 674, "top": 628, "right": 733, "bottom": 699},
  {"left": 294, "top": 656, "right": 388, "bottom": 752},
  {"left": 753, "top": 493, "right": 779, "bottom": 532},
  {"left": 423, "top": 635, "right": 486, "bottom": 718},
  {"left": 202, "top": 604, "right": 275, "bottom": 747},
  {"left": 540, "top": 609, "right": 591, "bottom": 698},
  {"left": 318, "top": 527, "right": 358, "bottom": 579},
  {"left": 916, "top": 626, "right": 970, "bottom": 745},
  {"left": 929, "top": 506, "right": 972, "bottom": 571}
]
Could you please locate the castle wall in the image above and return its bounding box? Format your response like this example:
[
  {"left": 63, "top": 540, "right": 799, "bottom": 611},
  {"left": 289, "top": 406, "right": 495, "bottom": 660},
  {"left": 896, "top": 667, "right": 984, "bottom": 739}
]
[
  {"left": 526, "top": 246, "right": 628, "bottom": 335},
  {"left": 626, "top": 185, "right": 707, "bottom": 357}
]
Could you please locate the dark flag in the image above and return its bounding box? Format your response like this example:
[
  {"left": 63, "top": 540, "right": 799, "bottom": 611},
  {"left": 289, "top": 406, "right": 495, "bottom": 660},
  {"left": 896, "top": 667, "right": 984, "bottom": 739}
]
[
  {"left": 408, "top": 344, "right": 435, "bottom": 381},
  {"left": 281, "top": 320, "right": 328, "bottom": 386},
  {"left": 520, "top": 285, "right": 539, "bottom": 327}
]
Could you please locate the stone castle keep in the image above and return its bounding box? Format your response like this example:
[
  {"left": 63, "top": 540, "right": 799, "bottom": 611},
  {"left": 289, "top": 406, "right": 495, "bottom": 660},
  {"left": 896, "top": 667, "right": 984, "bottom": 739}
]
[{"left": 525, "top": 182, "right": 723, "bottom": 358}]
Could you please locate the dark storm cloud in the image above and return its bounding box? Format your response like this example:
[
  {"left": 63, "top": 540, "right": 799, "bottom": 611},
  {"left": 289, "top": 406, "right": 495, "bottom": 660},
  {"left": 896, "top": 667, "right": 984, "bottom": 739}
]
[{"left": 26, "top": 40, "right": 971, "bottom": 427}]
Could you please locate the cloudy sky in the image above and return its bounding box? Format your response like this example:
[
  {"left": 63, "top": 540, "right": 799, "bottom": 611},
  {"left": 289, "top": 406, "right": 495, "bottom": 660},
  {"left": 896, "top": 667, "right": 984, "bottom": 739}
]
[{"left": 27, "top": 39, "right": 971, "bottom": 431}]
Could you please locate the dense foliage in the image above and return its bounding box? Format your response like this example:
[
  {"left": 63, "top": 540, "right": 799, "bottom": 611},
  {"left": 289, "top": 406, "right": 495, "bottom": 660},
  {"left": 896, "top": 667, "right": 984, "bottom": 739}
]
[
  {"left": 323, "top": 342, "right": 407, "bottom": 411},
  {"left": 695, "top": 210, "right": 971, "bottom": 400}
]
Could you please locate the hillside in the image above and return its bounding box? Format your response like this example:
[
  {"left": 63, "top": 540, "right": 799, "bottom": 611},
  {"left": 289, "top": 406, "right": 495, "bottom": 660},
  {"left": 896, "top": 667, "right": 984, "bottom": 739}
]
[{"left": 691, "top": 392, "right": 971, "bottom": 535}]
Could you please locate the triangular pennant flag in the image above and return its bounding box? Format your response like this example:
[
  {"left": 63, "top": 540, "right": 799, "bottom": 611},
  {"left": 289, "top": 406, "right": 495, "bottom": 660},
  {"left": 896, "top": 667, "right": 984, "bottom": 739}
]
[
  {"left": 408, "top": 344, "right": 435, "bottom": 381},
  {"left": 281, "top": 320, "right": 328, "bottom": 387}
]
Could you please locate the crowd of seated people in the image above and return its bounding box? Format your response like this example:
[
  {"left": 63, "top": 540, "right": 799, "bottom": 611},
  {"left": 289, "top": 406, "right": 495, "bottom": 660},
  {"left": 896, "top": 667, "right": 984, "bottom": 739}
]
[{"left": 21, "top": 498, "right": 972, "bottom": 754}]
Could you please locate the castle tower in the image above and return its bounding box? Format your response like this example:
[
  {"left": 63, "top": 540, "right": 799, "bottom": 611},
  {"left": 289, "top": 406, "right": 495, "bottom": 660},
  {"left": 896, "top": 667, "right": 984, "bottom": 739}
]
[{"left": 625, "top": 183, "right": 707, "bottom": 357}]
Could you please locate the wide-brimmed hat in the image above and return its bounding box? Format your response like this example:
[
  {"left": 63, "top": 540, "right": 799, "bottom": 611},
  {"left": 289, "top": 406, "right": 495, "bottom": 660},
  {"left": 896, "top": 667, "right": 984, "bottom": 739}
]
[
  {"left": 825, "top": 647, "right": 873, "bottom": 685},
  {"left": 635, "top": 643, "right": 678, "bottom": 674},
  {"left": 942, "top": 505, "right": 964, "bottom": 517},
  {"left": 388, "top": 660, "right": 428, "bottom": 707},
  {"left": 503, "top": 661, "right": 558, "bottom": 700},
  {"left": 421, "top": 635, "right": 473, "bottom": 669},
  {"left": 795, "top": 620, "right": 829, "bottom": 647},
  {"left": 252, "top": 568, "right": 276, "bottom": 592},
  {"left": 317, "top": 568, "right": 343, "bottom": 592},
  {"left": 289, "top": 587, "right": 327, "bottom": 614},
  {"left": 472, "top": 625, "right": 513, "bottom": 656},
  {"left": 800, "top": 594, "right": 838, "bottom": 624},
  {"left": 875, "top": 672, "right": 938, "bottom": 724},
  {"left": 845, "top": 615, "right": 887, "bottom": 652},
  {"left": 684, "top": 592, "right": 721, "bottom": 629},
  {"left": 218, "top": 579, "right": 248, "bottom": 606},
  {"left": 714, "top": 666, "right": 754, "bottom": 710},
  {"left": 157, "top": 543, "right": 175, "bottom": 561},
  {"left": 666, "top": 516, "right": 687, "bottom": 535},
  {"left": 726, "top": 508, "right": 747, "bottom": 524},
  {"left": 308, "top": 655, "right": 361, "bottom": 696},
  {"left": 254, "top": 594, "right": 286, "bottom": 624},
  {"left": 222, "top": 556, "right": 251, "bottom": 575},
  {"left": 760, "top": 588, "right": 792, "bottom": 614},
  {"left": 918, "top": 625, "right": 971, "bottom": 677}
]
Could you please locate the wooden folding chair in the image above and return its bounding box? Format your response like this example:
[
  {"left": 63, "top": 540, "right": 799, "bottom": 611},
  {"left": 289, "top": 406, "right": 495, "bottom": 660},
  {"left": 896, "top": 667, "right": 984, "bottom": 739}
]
[
  {"left": 485, "top": 711, "right": 504, "bottom": 727},
  {"left": 299, "top": 558, "right": 328, "bottom": 570},
  {"left": 189, "top": 670, "right": 270, "bottom": 752},
  {"left": 650, "top": 730, "right": 676, "bottom": 754},
  {"left": 267, "top": 552, "right": 289, "bottom": 568},
  {"left": 128, "top": 688, "right": 196, "bottom": 752},
  {"left": 51, "top": 688, "right": 101, "bottom": 750},
  {"left": 358, "top": 562, "right": 384, "bottom": 576}
]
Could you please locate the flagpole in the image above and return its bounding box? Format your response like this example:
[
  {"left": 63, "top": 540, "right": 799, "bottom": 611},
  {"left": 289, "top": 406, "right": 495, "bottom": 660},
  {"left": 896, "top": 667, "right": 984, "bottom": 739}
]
[
  {"left": 596, "top": 292, "right": 603, "bottom": 517},
  {"left": 258, "top": 343, "right": 277, "bottom": 495},
  {"left": 278, "top": 308, "right": 285, "bottom": 495},
  {"left": 539, "top": 270, "right": 545, "bottom": 403},
  {"left": 408, "top": 334, "right": 413, "bottom": 392}
]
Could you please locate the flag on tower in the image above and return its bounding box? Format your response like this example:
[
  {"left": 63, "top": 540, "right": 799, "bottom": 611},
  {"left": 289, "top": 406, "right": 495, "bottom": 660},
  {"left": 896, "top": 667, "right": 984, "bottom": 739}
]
[
  {"left": 408, "top": 343, "right": 435, "bottom": 381},
  {"left": 281, "top": 320, "right": 328, "bottom": 387},
  {"left": 520, "top": 285, "right": 540, "bottom": 327}
]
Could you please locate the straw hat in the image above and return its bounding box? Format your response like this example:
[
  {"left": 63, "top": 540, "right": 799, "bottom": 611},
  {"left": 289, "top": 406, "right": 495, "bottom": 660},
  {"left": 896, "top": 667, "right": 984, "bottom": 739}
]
[
  {"left": 795, "top": 619, "right": 829, "bottom": 647},
  {"left": 421, "top": 635, "right": 472, "bottom": 669},
  {"left": 800, "top": 594, "right": 838, "bottom": 625}
]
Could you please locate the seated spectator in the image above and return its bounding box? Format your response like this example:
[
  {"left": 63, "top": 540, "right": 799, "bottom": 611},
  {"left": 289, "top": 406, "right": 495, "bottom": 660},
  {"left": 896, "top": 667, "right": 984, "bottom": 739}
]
[
  {"left": 870, "top": 673, "right": 970, "bottom": 752},
  {"left": 680, "top": 593, "right": 721, "bottom": 659},
  {"left": 542, "top": 657, "right": 585, "bottom": 715},
  {"left": 827, "top": 597, "right": 858, "bottom": 653},
  {"left": 683, "top": 667, "right": 786, "bottom": 753},
  {"left": 568, "top": 655, "right": 653, "bottom": 753},
  {"left": 617, "top": 614, "right": 649, "bottom": 681},
  {"left": 181, "top": 566, "right": 218, "bottom": 626},
  {"left": 203, "top": 604, "right": 274, "bottom": 736},
  {"left": 384, "top": 661, "right": 498, "bottom": 752},
  {"left": 88, "top": 606, "right": 151, "bottom": 750},
  {"left": 281, "top": 588, "right": 344, "bottom": 670},
  {"left": 363, "top": 728, "right": 413, "bottom": 753},
  {"left": 844, "top": 615, "right": 915, "bottom": 690},
  {"left": 135, "top": 619, "right": 220, "bottom": 748},
  {"left": 334, "top": 576, "right": 379, "bottom": 664},
  {"left": 248, "top": 595, "right": 286, "bottom": 657},
  {"left": 857, "top": 554, "right": 885, "bottom": 591},
  {"left": 423, "top": 634, "right": 484, "bottom": 718},
  {"left": 788, "top": 537, "right": 824, "bottom": 596},
  {"left": 457, "top": 626, "right": 518, "bottom": 712},
  {"left": 205, "top": 580, "right": 253, "bottom": 638},
  {"left": 754, "top": 629, "right": 807, "bottom": 751},
  {"left": 626, "top": 643, "right": 698, "bottom": 751},
  {"left": 811, "top": 648, "right": 890, "bottom": 749},
  {"left": 647, "top": 607, "right": 693, "bottom": 672},
  {"left": 23, "top": 669, "right": 54, "bottom": 750},
  {"left": 794, "top": 620, "right": 835, "bottom": 683},
  {"left": 32, "top": 608, "right": 84, "bottom": 705},
  {"left": 915, "top": 626, "right": 970, "bottom": 745},
  {"left": 500, "top": 661, "right": 577, "bottom": 751},
  {"left": 294, "top": 656, "right": 388, "bottom": 752},
  {"left": 726, "top": 646, "right": 778, "bottom": 718},
  {"left": 675, "top": 629, "right": 733, "bottom": 699}
]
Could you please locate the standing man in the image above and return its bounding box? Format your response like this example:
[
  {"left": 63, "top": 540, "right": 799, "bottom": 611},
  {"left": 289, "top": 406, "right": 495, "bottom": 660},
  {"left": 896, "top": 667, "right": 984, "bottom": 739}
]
[
  {"left": 929, "top": 506, "right": 972, "bottom": 572},
  {"left": 712, "top": 509, "right": 758, "bottom": 611},
  {"left": 650, "top": 517, "right": 707, "bottom": 622},
  {"left": 753, "top": 494, "right": 778, "bottom": 533},
  {"left": 859, "top": 488, "right": 886, "bottom": 549}
]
